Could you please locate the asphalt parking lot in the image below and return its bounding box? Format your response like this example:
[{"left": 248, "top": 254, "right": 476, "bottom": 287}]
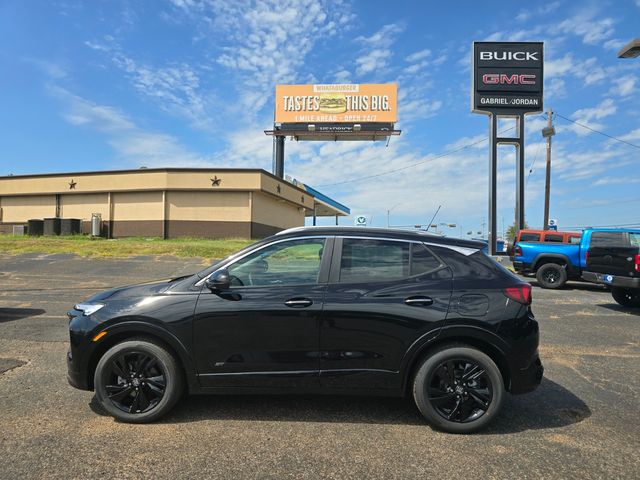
[{"left": 1, "top": 253, "right": 639, "bottom": 479}]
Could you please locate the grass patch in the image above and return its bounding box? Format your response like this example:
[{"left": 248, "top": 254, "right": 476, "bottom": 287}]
[{"left": 0, "top": 234, "right": 253, "bottom": 260}]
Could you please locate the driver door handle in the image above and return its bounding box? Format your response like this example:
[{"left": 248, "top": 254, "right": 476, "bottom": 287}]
[
  {"left": 284, "top": 298, "right": 313, "bottom": 308},
  {"left": 404, "top": 296, "right": 434, "bottom": 307}
]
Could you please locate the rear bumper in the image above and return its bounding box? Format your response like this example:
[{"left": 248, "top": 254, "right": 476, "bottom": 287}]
[
  {"left": 511, "top": 260, "right": 528, "bottom": 274},
  {"left": 510, "top": 353, "right": 543, "bottom": 394},
  {"left": 582, "top": 271, "right": 640, "bottom": 289}
]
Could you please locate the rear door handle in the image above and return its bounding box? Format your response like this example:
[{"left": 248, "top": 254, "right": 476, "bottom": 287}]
[
  {"left": 284, "top": 298, "right": 313, "bottom": 308},
  {"left": 404, "top": 296, "right": 434, "bottom": 306}
]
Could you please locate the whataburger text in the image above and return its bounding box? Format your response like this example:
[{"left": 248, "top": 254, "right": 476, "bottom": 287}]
[{"left": 275, "top": 84, "right": 397, "bottom": 123}]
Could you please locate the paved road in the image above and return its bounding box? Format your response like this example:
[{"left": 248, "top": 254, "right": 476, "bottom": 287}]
[{"left": 1, "top": 253, "right": 639, "bottom": 479}]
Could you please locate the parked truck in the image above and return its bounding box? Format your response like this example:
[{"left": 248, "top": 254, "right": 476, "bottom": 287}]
[{"left": 511, "top": 228, "right": 640, "bottom": 307}]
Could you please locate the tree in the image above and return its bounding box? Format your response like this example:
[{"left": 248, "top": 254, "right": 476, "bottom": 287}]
[{"left": 506, "top": 221, "right": 529, "bottom": 240}]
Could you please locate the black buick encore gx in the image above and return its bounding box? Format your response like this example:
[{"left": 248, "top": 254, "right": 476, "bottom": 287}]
[{"left": 67, "top": 227, "right": 543, "bottom": 433}]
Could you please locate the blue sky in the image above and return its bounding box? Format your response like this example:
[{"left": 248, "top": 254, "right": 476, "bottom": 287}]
[{"left": 1, "top": 0, "right": 639, "bottom": 236}]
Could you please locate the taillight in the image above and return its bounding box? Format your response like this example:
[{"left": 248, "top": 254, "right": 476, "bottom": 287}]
[
  {"left": 504, "top": 283, "right": 532, "bottom": 305},
  {"left": 514, "top": 246, "right": 522, "bottom": 256},
  {"left": 635, "top": 254, "right": 640, "bottom": 273}
]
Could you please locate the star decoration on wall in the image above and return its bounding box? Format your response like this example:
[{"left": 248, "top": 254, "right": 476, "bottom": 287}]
[
  {"left": 69, "top": 179, "right": 77, "bottom": 190},
  {"left": 210, "top": 176, "right": 221, "bottom": 187},
  {"left": 276, "top": 184, "right": 281, "bottom": 194}
]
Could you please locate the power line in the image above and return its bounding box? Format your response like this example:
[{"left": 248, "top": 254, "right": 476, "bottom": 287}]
[
  {"left": 316, "top": 125, "right": 518, "bottom": 188},
  {"left": 555, "top": 112, "right": 640, "bottom": 150}
]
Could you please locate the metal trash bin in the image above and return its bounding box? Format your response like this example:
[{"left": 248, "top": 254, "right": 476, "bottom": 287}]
[
  {"left": 27, "top": 219, "right": 44, "bottom": 236},
  {"left": 91, "top": 213, "right": 102, "bottom": 237},
  {"left": 43, "top": 217, "right": 61, "bottom": 236},
  {"left": 61, "top": 218, "right": 81, "bottom": 235}
]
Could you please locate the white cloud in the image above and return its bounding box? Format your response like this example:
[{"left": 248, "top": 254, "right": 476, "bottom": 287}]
[
  {"left": 608, "top": 75, "right": 636, "bottom": 97},
  {"left": 49, "top": 86, "right": 209, "bottom": 167},
  {"left": 405, "top": 49, "right": 431, "bottom": 63},
  {"left": 567, "top": 98, "right": 617, "bottom": 136},
  {"left": 85, "top": 40, "right": 214, "bottom": 130},
  {"left": 356, "top": 49, "right": 392, "bottom": 75},
  {"left": 557, "top": 10, "right": 615, "bottom": 45},
  {"left": 209, "top": 0, "right": 353, "bottom": 110}
]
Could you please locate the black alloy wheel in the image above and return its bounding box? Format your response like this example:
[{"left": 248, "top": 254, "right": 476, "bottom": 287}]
[
  {"left": 536, "top": 263, "right": 567, "bottom": 289},
  {"left": 413, "top": 346, "right": 504, "bottom": 433},
  {"left": 94, "top": 338, "right": 184, "bottom": 423},
  {"left": 611, "top": 287, "right": 640, "bottom": 308},
  {"left": 105, "top": 351, "right": 166, "bottom": 414},
  {"left": 427, "top": 359, "right": 493, "bottom": 423}
]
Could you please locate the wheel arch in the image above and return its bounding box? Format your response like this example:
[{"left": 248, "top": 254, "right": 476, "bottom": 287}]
[
  {"left": 402, "top": 328, "right": 512, "bottom": 395},
  {"left": 86, "top": 322, "right": 196, "bottom": 392},
  {"left": 532, "top": 254, "right": 572, "bottom": 274}
]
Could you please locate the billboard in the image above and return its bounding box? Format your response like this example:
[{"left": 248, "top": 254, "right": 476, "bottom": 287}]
[
  {"left": 275, "top": 84, "right": 397, "bottom": 124},
  {"left": 472, "top": 42, "right": 543, "bottom": 114}
]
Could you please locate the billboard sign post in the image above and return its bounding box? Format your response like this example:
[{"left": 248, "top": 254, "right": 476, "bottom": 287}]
[{"left": 472, "top": 41, "right": 543, "bottom": 255}]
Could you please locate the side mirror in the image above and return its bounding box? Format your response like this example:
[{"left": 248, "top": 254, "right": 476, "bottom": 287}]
[{"left": 205, "top": 268, "right": 231, "bottom": 291}]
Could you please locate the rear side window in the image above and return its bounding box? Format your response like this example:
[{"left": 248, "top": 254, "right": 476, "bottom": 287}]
[
  {"left": 544, "top": 234, "right": 563, "bottom": 242},
  {"left": 629, "top": 233, "right": 640, "bottom": 248},
  {"left": 569, "top": 236, "right": 581, "bottom": 244},
  {"left": 339, "top": 239, "right": 409, "bottom": 283},
  {"left": 590, "top": 232, "right": 627, "bottom": 247},
  {"left": 520, "top": 233, "right": 540, "bottom": 242}
]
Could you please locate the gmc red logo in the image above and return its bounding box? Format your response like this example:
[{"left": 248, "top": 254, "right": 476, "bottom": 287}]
[{"left": 482, "top": 73, "right": 536, "bottom": 85}]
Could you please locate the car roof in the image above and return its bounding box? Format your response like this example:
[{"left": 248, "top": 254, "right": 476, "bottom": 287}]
[{"left": 274, "top": 226, "right": 486, "bottom": 249}]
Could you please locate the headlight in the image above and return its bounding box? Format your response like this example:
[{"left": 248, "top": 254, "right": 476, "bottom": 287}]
[{"left": 74, "top": 303, "right": 105, "bottom": 316}]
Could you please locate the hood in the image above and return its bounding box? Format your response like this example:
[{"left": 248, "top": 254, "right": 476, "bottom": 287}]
[{"left": 83, "top": 278, "right": 176, "bottom": 303}]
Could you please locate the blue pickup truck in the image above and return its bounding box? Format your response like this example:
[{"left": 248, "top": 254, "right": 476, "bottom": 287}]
[{"left": 511, "top": 228, "right": 640, "bottom": 306}]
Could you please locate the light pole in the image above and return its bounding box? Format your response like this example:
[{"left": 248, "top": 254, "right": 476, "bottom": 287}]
[{"left": 386, "top": 202, "right": 403, "bottom": 228}]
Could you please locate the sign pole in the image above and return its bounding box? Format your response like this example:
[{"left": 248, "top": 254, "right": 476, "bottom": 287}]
[
  {"left": 274, "top": 135, "right": 285, "bottom": 179},
  {"left": 488, "top": 114, "right": 498, "bottom": 255},
  {"left": 515, "top": 113, "right": 525, "bottom": 232}
]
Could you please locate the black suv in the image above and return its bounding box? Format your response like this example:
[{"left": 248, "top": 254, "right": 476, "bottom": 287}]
[{"left": 67, "top": 227, "right": 542, "bottom": 433}]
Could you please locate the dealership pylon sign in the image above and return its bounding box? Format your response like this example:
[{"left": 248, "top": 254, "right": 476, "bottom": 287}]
[
  {"left": 472, "top": 41, "right": 544, "bottom": 255},
  {"left": 472, "top": 42, "right": 543, "bottom": 114}
]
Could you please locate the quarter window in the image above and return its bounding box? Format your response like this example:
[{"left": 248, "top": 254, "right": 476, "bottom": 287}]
[
  {"left": 227, "top": 238, "right": 325, "bottom": 287},
  {"left": 569, "top": 236, "right": 581, "bottom": 244},
  {"left": 411, "top": 243, "right": 443, "bottom": 275}
]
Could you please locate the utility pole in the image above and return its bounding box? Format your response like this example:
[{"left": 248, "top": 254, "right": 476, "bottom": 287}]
[{"left": 542, "top": 109, "right": 555, "bottom": 230}]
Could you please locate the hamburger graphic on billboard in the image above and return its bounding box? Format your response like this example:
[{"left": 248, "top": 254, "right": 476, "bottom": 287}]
[{"left": 319, "top": 93, "right": 347, "bottom": 114}]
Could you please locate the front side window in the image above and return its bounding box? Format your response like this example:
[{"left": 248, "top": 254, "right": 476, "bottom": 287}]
[{"left": 227, "top": 238, "right": 325, "bottom": 287}]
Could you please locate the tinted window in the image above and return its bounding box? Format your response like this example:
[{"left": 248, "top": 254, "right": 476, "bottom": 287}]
[
  {"left": 520, "top": 233, "right": 540, "bottom": 242},
  {"left": 339, "top": 239, "right": 409, "bottom": 283},
  {"left": 544, "top": 234, "right": 563, "bottom": 242},
  {"left": 590, "top": 232, "right": 627, "bottom": 247},
  {"left": 569, "top": 236, "right": 581, "bottom": 244},
  {"left": 228, "top": 238, "right": 325, "bottom": 286},
  {"left": 411, "top": 243, "right": 442, "bottom": 275}
]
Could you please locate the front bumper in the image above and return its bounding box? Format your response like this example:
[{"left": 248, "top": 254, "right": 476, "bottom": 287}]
[{"left": 582, "top": 271, "right": 640, "bottom": 289}]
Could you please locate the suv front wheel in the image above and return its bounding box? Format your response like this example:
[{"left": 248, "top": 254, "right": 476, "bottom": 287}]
[
  {"left": 94, "top": 338, "right": 184, "bottom": 423},
  {"left": 413, "top": 346, "right": 504, "bottom": 434}
]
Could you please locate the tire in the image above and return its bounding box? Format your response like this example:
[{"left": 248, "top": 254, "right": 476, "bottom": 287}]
[
  {"left": 536, "top": 263, "right": 567, "bottom": 289},
  {"left": 611, "top": 287, "right": 640, "bottom": 308},
  {"left": 413, "top": 346, "right": 504, "bottom": 434},
  {"left": 94, "top": 338, "right": 184, "bottom": 423}
]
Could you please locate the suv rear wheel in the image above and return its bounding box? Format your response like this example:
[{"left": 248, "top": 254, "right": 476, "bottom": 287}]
[
  {"left": 413, "top": 346, "right": 504, "bottom": 434},
  {"left": 536, "top": 263, "right": 567, "bottom": 289},
  {"left": 94, "top": 338, "right": 184, "bottom": 423},
  {"left": 611, "top": 287, "right": 640, "bottom": 308}
]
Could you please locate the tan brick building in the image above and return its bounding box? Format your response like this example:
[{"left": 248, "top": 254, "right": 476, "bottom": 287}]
[{"left": 0, "top": 168, "right": 349, "bottom": 238}]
